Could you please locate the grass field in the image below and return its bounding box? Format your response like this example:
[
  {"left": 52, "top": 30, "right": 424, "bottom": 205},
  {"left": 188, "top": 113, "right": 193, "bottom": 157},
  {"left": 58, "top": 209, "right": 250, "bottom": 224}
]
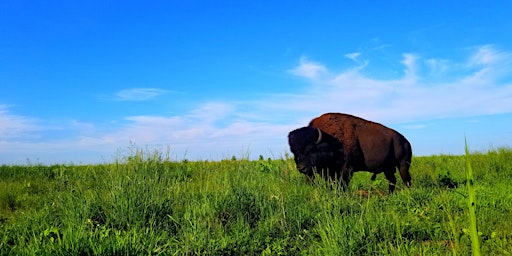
[{"left": 1, "top": 147, "right": 511, "bottom": 255}]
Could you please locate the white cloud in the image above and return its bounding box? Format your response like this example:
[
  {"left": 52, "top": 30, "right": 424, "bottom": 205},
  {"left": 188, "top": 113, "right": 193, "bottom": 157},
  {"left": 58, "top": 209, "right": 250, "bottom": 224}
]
[
  {"left": 468, "top": 44, "right": 504, "bottom": 66},
  {"left": 344, "top": 52, "right": 361, "bottom": 62},
  {"left": 425, "top": 58, "right": 451, "bottom": 77},
  {"left": 49, "top": 101, "right": 296, "bottom": 162},
  {"left": 290, "top": 56, "right": 329, "bottom": 80},
  {"left": 463, "top": 45, "right": 512, "bottom": 84},
  {"left": 401, "top": 53, "right": 418, "bottom": 81},
  {"left": 187, "top": 102, "right": 235, "bottom": 123},
  {"left": 115, "top": 88, "right": 168, "bottom": 101},
  {"left": 2, "top": 45, "right": 512, "bottom": 164},
  {"left": 282, "top": 45, "right": 512, "bottom": 123},
  {"left": 0, "top": 105, "right": 39, "bottom": 140}
]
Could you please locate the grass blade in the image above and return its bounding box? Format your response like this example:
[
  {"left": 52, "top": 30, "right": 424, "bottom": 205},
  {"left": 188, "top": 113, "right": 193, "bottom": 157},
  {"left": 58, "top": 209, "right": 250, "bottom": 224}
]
[{"left": 465, "top": 139, "right": 481, "bottom": 256}]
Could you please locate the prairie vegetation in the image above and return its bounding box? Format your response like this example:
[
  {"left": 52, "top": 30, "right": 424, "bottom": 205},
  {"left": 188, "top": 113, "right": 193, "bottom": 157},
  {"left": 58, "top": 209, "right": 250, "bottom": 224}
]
[{"left": 1, "top": 148, "right": 511, "bottom": 255}]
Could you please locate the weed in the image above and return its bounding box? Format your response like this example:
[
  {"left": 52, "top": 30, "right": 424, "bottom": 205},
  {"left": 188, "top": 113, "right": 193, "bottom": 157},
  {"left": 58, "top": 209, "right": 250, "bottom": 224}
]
[{"left": 3, "top": 191, "right": 20, "bottom": 212}]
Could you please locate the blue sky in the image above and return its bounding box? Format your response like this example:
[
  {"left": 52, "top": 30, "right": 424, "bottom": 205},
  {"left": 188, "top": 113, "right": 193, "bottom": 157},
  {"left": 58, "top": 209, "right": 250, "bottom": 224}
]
[{"left": 1, "top": 1, "right": 512, "bottom": 164}]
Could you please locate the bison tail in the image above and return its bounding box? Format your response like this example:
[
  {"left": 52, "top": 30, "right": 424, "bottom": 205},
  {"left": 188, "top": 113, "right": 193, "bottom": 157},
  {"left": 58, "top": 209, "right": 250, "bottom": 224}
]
[{"left": 398, "top": 160, "right": 412, "bottom": 188}]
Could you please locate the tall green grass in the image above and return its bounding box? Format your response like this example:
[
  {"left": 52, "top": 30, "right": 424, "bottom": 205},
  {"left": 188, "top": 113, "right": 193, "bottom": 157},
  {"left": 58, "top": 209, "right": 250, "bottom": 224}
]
[
  {"left": 0, "top": 147, "right": 511, "bottom": 255},
  {"left": 465, "top": 140, "right": 481, "bottom": 256}
]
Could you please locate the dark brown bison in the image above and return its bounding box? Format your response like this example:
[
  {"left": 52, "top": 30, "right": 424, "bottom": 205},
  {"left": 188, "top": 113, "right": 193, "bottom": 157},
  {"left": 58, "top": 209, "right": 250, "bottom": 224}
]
[{"left": 288, "top": 113, "right": 412, "bottom": 193}]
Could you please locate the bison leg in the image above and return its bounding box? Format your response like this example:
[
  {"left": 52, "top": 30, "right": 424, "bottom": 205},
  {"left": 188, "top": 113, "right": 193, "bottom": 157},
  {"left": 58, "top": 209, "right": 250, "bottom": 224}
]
[
  {"left": 384, "top": 170, "right": 397, "bottom": 193},
  {"left": 340, "top": 169, "right": 353, "bottom": 191}
]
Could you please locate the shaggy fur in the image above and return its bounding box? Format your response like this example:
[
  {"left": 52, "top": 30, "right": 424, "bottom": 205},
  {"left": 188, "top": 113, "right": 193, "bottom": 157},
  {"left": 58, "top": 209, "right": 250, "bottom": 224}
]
[{"left": 288, "top": 126, "right": 345, "bottom": 181}]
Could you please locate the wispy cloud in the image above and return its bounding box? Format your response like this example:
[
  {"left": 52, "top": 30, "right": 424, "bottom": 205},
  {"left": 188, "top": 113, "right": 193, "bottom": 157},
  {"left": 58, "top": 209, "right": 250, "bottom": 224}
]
[
  {"left": 0, "top": 105, "right": 38, "bottom": 140},
  {"left": 108, "top": 45, "right": 512, "bottom": 158},
  {"left": 290, "top": 56, "right": 328, "bottom": 80},
  {"left": 464, "top": 45, "right": 512, "bottom": 84},
  {"left": 281, "top": 45, "right": 512, "bottom": 123},
  {"left": 344, "top": 52, "right": 361, "bottom": 62},
  {"left": 80, "top": 44, "right": 512, "bottom": 160},
  {"left": 115, "top": 88, "right": 168, "bottom": 101},
  {"left": 2, "top": 45, "right": 511, "bottom": 164},
  {"left": 65, "top": 101, "right": 296, "bottom": 161},
  {"left": 468, "top": 45, "right": 506, "bottom": 66}
]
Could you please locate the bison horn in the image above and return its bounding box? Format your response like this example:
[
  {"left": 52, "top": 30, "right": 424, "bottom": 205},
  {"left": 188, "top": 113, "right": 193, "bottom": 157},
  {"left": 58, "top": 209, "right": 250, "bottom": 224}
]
[{"left": 315, "top": 128, "right": 322, "bottom": 144}]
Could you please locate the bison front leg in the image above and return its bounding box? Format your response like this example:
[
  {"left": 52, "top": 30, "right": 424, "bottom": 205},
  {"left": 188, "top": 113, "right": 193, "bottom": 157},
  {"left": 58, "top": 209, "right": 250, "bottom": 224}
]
[{"left": 339, "top": 168, "right": 353, "bottom": 191}]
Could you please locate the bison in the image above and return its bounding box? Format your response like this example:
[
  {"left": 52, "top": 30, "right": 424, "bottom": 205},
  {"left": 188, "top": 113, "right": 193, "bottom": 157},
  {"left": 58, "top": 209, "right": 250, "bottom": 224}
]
[{"left": 288, "top": 113, "right": 412, "bottom": 193}]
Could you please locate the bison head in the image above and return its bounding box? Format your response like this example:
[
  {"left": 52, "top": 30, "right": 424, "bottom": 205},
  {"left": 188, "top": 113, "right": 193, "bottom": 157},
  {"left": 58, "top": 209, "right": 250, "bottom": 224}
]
[{"left": 288, "top": 127, "right": 344, "bottom": 179}]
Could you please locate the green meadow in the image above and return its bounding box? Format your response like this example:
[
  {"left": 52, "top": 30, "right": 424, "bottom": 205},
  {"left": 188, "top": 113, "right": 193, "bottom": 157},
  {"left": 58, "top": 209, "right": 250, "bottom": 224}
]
[{"left": 1, "top": 147, "right": 511, "bottom": 255}]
